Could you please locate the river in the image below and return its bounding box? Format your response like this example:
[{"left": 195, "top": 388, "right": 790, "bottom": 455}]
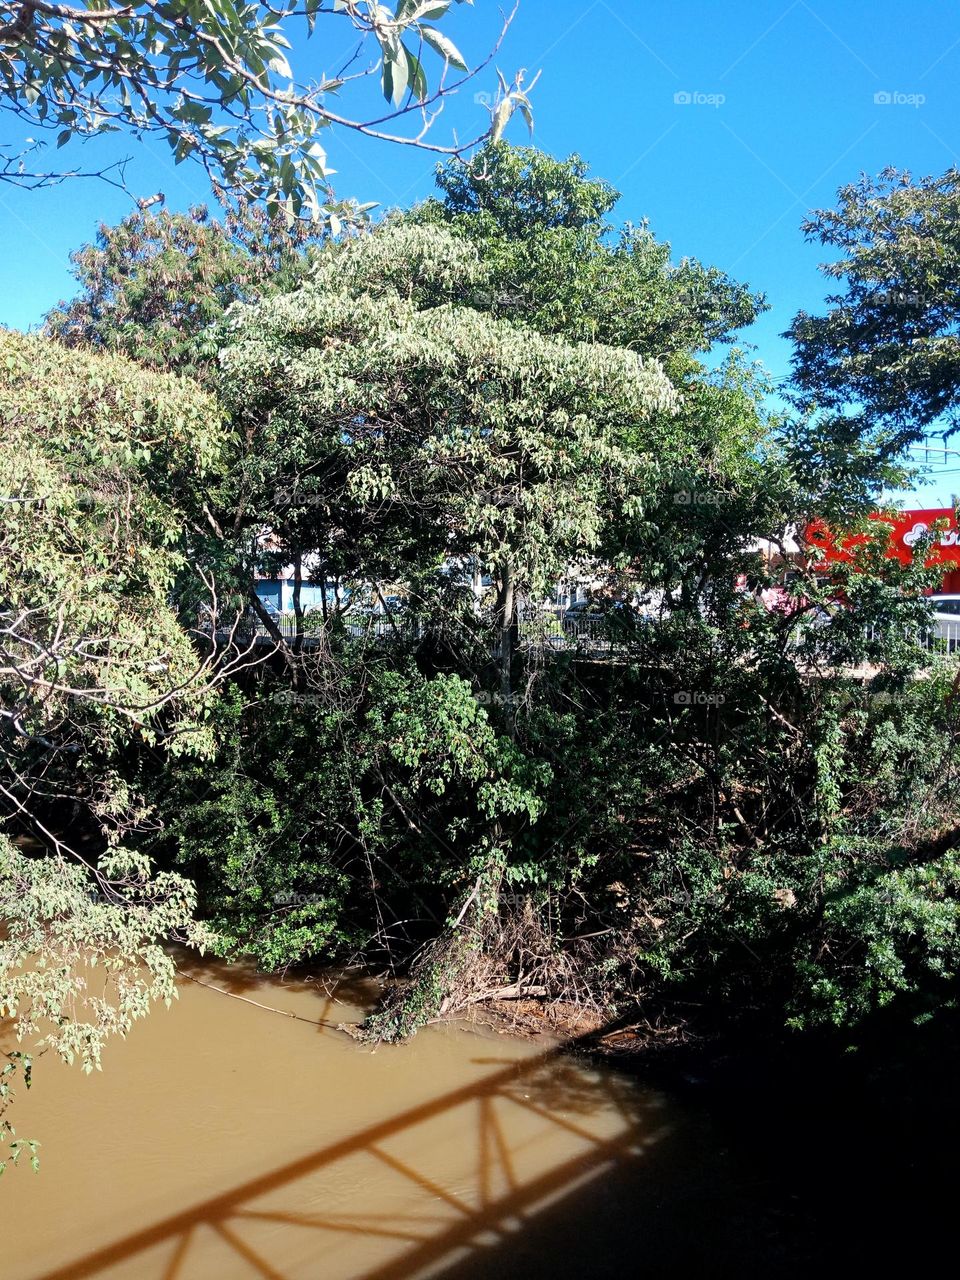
[{"left": 1, "top": 954, "right": 824, "bottom": 1278}]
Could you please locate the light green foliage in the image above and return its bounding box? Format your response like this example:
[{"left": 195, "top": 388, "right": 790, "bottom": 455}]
[
  {"left": 797, "top": 850, "right": 960, "bottom": 1027},
  {"left": 0, "top": 0, "right": 488, "bottom": 218},
  {"left": 0, "top": 332, "right": 228, "bottom": 1166},
  {"left": 0, "top": 834, "right": 211, "bottom": 1173},
  {"left": 0, "top": 330, "right": 226, "bottom": 781},
  {"left": 217, "top": 219, "right": 679, "bottom": 609}
]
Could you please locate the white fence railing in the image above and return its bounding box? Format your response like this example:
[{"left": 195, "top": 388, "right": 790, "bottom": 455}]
[
  {"left": 863, "top": 618, "right": 960, "bottom": 653},
  {"left": 926, "top": 618, "right": 960, "bottom": 652},
  {"left": 211, "top": 610, "right": 960, "bottom": 661},
  {"left": 213, "top": 608, "right": 627, "bottom": 655}
]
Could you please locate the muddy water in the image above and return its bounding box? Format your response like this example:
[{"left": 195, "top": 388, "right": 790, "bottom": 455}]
[{"left": 1, "top": 957, "right": 804, "bottom": 1279}]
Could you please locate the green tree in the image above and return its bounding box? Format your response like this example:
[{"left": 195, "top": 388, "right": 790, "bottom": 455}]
[
  {"left": 203, "top": 197, "right": 785, "bottom": 1031},
  {"left": 186, "top": 151, "right": 960, "bottom": 1045},
  {"left": 45, "top": 200, "right": 325, "bottom": 377},
  {"left": 216, "top": 217, "right": 679, "bottom": 684},
  {"left": 148, "top": 666, "right": 545, "bottom": 972},
  {"left": 787, "top": 166, "right": 960, "bottom": 456},
  {"left": 415, "top": 143, "right": 763, "bottom": 364},
  {"left": 0, "top": 0, "right": 521, "bottom": 217},
  {"left": 0, "top": 329, "right": 228, "bottom": 1166},
  {"left": 33, "top": 144, "right": 960, "bottom": 1053}
]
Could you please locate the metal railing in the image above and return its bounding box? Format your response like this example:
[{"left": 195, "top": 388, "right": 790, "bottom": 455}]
[
  {"left": 206, "top": 609, "right": 960, "bottom": 662},
  {"left": 212, "top": 608, "right": 625, "bottom": 655},
  {"left": 863, "top": 617, "right": 960, "bottom": 654}
]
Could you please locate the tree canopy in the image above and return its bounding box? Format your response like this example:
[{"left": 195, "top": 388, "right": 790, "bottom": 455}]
[
  {"left": 7, "top": 147, "right": 960, "bottom": 1166},
  {"left": 45, "top": 200, "right": 325, "bottom": 376},
  {"left": 0, "top": 329, "right": 227, "bottom": 777},
  {"left": 788, "top": 166, "right": 960, "bottom": 456},
  {"left": 216, "top": 218, "right": 680, "bottom": 594},
  {"left": 414, "top": 144, "right": 764, "bottom": 362},
  {"left": 0, "top": 329, "right": 232, "bottom": 1170},
  {"left": 0, "top": 0, "right": 523, "bottom": 217}
]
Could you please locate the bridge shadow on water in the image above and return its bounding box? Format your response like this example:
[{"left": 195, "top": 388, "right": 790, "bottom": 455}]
[{"left": 26, "top": 1023, "right": 819, "bottom": 1280}]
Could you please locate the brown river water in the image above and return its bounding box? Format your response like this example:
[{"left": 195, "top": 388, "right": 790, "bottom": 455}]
[{"left": 1, "top": 955, "right": 814, "bottom": 1279}]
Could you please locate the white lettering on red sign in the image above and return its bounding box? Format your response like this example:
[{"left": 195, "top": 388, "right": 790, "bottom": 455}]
[{"left": 903, "top": 521, "right": 960, "bottom": 548}]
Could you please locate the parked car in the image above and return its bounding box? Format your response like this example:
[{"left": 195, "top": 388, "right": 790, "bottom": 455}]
[
  {"left": 562, "top": 600, "right": 604, "bottom": 627},
  {"left": 931, "top": 594, "right": 960, "bottom": 617},
  {"left": 561, "top": 599, "right": 648, "bottom": 637},
  {"left": 930, "top": 594, "right": 960, "bottom": 649}
]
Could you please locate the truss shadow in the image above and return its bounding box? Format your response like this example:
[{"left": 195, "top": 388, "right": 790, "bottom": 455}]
[
  {"left": 25, "top": 1024, "right": 826, "bottom": 1280},
  {"left": 28, "top": 1038, "right": 679, "bottom": 1280}
]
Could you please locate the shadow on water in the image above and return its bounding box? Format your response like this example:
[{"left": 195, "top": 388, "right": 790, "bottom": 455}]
[
  {"left": 171, "top": 947, "right": 381, "bottom": 1033},
  {"left": 12, "top": 953, "right": 956, "bottom": 1277},
  {"left": 21, "top": 1028, "right": 827, "bottom": 1280}
]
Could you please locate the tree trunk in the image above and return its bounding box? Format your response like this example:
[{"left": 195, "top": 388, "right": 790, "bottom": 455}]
[
  {"left": 292, "top": 551, "right": 305, "bottom": 653},
  {"left": 497, "top": 560, "right": 517, "bottom": 735}
]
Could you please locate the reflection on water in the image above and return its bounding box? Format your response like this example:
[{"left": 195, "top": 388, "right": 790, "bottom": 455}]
[{"left": 1, "top": 956, "right": 800, "bottom": 1279}]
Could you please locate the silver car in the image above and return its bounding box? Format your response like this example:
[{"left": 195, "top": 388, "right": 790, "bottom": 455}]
[{"left": 930, "top": 595, "right": 960, "bottom": 650}]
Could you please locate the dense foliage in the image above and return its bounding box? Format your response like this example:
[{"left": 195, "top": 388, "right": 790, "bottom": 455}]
[
  {"left": 415, "top": 145, "right": 763, "bottom": 362},
  {"left": 45, "top": 201, "right": 325, "bottom": 377},
  {"left": 142, "top": 151, "right": 960, "bottom": 1041},
  {"left": 6, "top": 148, "right": 960, "bottom": 1162},
  {"left": 788, "top": 166, "right": 960, "bottom": 453},
  {"left": 0, "top": 329, "right": 227, "bottom": 791},
  {"left": 0, "top": 331, "right": 226, "bottom": 1168}
]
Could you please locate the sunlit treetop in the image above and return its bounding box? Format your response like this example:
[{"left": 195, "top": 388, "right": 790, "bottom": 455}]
[{"left": 788, "top": 166, "right": 960, "bottom": 452}]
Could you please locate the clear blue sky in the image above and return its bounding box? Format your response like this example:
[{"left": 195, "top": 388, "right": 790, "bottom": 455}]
[{"left": 2, "top": 0, "right": 959, "bottom": 500}]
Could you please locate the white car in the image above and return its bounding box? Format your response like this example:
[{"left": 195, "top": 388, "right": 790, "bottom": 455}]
[{"left": 930, "top": 595, "right": 960, "bottom": 648}]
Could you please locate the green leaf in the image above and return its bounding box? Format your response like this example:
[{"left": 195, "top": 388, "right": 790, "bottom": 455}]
[
  {"left": 405, "top": 1, "right": 452, "bottom": 19},
  {"left": 382, "top": 51, "right": 410, "bottom": 106},
  {"left": 405, "top": 48, "right": 428, "bottom": 103},
  {"left": 268, "top": 50, "right": 293, "bottom": 80},
  {"left": 419, "top": 24, "right": 468, "bottom": 70}
]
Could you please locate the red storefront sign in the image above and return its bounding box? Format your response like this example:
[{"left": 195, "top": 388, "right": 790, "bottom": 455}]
[{"left": 808, "top": 508, "right": 960, "bottom": 593}]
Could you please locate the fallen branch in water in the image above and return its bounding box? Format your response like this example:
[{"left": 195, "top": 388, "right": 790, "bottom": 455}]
[{"left": 180, "top": 972, "right": 346, "bottom": 1032}]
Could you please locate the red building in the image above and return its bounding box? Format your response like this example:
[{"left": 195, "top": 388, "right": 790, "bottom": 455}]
[{"left": 808, "top": 507, "right": 960, "bottom": 593}]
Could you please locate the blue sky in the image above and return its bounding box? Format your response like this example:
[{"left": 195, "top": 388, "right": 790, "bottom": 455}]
[{"left": 2, "top": 0, "right": 959, "bottom": 501}]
